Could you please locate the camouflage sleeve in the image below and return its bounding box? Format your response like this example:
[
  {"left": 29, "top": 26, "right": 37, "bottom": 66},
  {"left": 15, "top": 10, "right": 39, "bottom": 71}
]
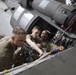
[
  {"left": 12, "top": 47, "right": 24, "bottom": 67},
  {"left": 13, "top": 47, "right": 22, "bottom": 59},
  {"left": 49, "top": 43, "right": 59, "bottom": 50}
]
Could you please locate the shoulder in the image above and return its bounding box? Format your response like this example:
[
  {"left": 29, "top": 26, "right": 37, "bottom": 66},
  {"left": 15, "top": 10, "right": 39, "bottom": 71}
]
[
  {"left": 0, "top": 36, "right": 11, "bottom": 47},
  {"left": 0, "top": 37, "right": 11, "bottom": 52},
  {"left": 0, "top": 36, "right": 10, "bottom": 42},
  {"left": 26, "top": 34, "right": 31, "bottom": 39}
]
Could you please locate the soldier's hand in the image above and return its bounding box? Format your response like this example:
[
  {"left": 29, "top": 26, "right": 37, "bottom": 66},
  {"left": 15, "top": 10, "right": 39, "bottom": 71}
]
[
  {"left": 58, "top": 46, "right": 64, "bottom": 51},
  {"left": 39, "top": 50, "right": 44, "bottom": 57}
]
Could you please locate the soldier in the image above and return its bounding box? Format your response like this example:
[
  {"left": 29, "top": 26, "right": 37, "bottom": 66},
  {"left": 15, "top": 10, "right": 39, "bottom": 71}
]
[
  {"left": 0, "top": 26, "right": 26, "bottom": 71},
  {"left": 40, "top": 30, "right": 64, "bottom": 53},
  {"left": 25, "top": 26, "right": 43, "bottom": 56}
]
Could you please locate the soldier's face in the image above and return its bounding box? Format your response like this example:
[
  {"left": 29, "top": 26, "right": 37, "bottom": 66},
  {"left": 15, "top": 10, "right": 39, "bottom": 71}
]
[
  {"left": 14, "top": 34, "right": 26, "bottom": 47},
  {"left": 32, "top": 29, "right": 40, "bottom": 39},
  {"left": 41, "top": 31, "right": 48, "bottom": 39}
]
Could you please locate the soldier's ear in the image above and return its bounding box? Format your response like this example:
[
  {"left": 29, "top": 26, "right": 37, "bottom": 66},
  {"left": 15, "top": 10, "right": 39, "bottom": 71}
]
[{"left": 11, "top": 36, "right": 15, "bottom": 41}]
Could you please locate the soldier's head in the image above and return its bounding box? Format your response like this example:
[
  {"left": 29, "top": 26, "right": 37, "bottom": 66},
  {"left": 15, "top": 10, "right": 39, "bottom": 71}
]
[
  {"left": 41, "top": 30, "right": 48, "bottom": 40},
  {"left": 31, "top": 26, "right": 41, "bottom": 39},
  {"left": 11, "top": 26, "right": 26, "bottom": 47}
]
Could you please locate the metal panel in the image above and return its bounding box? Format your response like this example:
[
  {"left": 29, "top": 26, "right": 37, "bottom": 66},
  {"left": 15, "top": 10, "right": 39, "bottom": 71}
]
[{"left": 12, "top": 47, "right": 76, "bottom": 75}]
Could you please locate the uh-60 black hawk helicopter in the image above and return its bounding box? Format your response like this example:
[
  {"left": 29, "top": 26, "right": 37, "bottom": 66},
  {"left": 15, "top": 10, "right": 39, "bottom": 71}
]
[{"left": 0, "top": 0, "right": 76, "bottom": 75}]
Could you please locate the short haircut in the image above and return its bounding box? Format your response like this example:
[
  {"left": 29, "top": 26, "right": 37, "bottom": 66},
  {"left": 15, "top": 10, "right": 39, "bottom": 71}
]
[
  {"left": 12, "top": 26, "right": 26, "bottom": 35},
  {"left": 33, "top": 26, "right": 41, "bottom": 31}
]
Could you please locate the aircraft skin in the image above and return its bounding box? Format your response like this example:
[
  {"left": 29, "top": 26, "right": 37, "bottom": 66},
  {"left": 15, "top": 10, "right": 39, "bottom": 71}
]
[{"left": 0, "top": 0, "right": 76, "bottom": 75}]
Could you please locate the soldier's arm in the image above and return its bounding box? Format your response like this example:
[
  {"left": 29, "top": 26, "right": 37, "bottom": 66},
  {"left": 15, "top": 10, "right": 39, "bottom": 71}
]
[{"left": 26, "top": 35, "right": 43, "bottom": 56}]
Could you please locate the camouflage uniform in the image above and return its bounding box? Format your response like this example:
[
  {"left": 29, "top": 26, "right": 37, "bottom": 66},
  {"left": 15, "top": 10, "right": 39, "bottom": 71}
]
[
  {"left": 13, "top": 47, "right": 25, "bottom": 67},
  {"left": 41, "top": 41, "right": 58, "bottom": 52},
  {"left": 0, "top": 36, "right": 15, "bottom": 71}
]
